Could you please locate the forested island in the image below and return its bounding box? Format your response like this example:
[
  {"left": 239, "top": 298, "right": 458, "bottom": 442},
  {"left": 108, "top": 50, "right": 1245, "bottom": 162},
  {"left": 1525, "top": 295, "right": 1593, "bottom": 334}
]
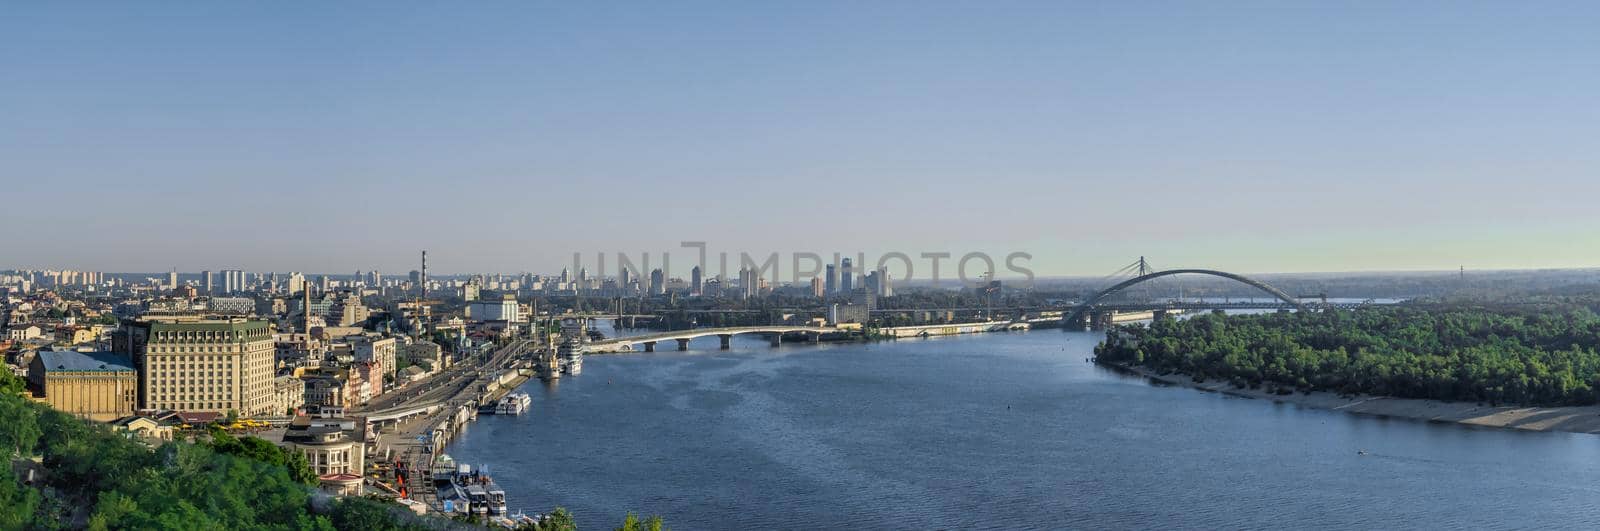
[{"left": 1095, "top": 306, "right": 1600, "bottom": 407}]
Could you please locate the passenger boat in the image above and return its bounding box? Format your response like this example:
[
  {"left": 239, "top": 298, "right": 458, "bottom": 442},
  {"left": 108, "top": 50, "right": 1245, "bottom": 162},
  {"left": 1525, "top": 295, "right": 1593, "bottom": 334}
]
[
  {"left": 494, "top": 392, "right": 531, "bottom": 415},
  {"left": 438, "top": 462, "right": 509, "bottom": 517},
  {"left": 431, "top": 454, "right": 458, "bottom": 489},
  {"left": 559, "top": 335, "right": 585, "bottom": 375},
  {"left": 558, "top": 318, "right": 586, "bottom": 375}
]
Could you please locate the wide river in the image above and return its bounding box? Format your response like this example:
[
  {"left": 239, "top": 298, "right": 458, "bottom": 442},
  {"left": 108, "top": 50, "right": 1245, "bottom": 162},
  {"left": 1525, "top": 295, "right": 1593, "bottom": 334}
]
[{"left": 446, "top": 327, "right": 1600, "bottom": 529}]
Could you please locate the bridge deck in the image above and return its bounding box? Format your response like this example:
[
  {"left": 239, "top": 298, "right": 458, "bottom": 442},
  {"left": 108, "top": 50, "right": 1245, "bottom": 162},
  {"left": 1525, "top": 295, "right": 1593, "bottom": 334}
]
[{"left": 591, "top": 326, "right": 840, "bottom": 347}]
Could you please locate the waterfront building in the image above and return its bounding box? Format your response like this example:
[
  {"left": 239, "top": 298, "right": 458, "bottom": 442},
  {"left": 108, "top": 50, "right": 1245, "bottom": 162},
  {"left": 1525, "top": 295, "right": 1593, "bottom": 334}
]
[
  {"left": 828, "top": 303, "right": 869, "bottom": 325},
  {"left": 26, "top": 350, "right": 137, "bottom": 422},
  {"left": 126, "top": 318, "right": 276, "bottom": 416}
]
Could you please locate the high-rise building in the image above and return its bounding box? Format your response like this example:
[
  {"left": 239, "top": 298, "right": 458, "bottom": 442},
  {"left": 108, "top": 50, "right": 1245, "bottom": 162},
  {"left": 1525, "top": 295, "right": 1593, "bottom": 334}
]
[
  {"left": 840, "top": 258, "right": 854, "bottom": 293},
  {"left": 168, "top": 270, "right": 179, "bottom": 290},
  {"left": 650, "top": 268, "right": 666, "bottom": 295},
  {"left": 221, "top": 269, "right": 246, "bottom": 294},
  {"left": 619, "top": 267, "right": 633, "bottom": 295},
  {"left": 825, "top": 264, "right": 837, "bottom": 294},
  {"left": 811, "top": 276, "right": 824, "bottom": 298},
  {"left": 690, "top": 266, "right": 703, "bottom": 296},
  {"left": 125, "top": 318, "right": 275, "bottom": 416},
  {"left": 739, "top": 267, "right": 757, "bottom": 299}
]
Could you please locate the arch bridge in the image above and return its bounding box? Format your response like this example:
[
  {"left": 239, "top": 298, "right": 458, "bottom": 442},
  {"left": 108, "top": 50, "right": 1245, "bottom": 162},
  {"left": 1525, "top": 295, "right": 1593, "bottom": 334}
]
[{"left": 1064, "top": 268, "right": 1305, "bottom": 328}]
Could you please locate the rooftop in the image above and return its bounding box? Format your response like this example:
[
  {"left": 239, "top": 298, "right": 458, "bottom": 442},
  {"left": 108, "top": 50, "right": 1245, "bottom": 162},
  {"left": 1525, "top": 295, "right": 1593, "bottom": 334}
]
[{"left": 37, "top": 350, "right": 134, "bottom": 373}]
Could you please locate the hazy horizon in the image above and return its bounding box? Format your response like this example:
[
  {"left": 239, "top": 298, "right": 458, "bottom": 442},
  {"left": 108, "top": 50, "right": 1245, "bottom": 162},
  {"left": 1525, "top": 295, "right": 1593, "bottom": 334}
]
[{"left": 5, "top": 2, "right": 1598, "bottom": 275}]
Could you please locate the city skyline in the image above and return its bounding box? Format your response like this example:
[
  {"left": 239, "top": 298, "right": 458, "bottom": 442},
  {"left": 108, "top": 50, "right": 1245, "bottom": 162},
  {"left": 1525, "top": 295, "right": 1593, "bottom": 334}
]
[{"left": 5, "top": 3, "right": 1599, "bottom": 275}]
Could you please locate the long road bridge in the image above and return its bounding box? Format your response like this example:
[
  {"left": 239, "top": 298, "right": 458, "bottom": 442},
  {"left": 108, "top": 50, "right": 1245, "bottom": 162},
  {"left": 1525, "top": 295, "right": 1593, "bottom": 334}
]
[{"left": 589, "top": 325, "right": 842, "bottom": 352}]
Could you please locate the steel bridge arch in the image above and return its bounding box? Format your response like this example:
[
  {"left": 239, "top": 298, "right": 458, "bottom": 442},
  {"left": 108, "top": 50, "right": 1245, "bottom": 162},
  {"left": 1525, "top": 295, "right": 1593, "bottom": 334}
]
[{"left": 1066, "top": 269, "right": 1304, "bottom": 325}]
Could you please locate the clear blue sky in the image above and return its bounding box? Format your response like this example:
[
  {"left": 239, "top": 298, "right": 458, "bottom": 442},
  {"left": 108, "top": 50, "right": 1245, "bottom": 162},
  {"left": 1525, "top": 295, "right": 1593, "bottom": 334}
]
[{"left": 3, "top": 2, "right": 1597, "bottom": 276}]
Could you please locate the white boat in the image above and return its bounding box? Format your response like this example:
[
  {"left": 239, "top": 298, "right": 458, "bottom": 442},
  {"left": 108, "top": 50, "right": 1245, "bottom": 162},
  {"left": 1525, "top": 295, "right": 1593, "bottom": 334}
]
[
  {"left": 441, "top": 463, "right": 509, "bottom": 518},
  {"left": 431, "top": 454, "right": 458, "bottom": 488},
  {"left": 494, "top": 392, "right": 531, "bottom": 415}
]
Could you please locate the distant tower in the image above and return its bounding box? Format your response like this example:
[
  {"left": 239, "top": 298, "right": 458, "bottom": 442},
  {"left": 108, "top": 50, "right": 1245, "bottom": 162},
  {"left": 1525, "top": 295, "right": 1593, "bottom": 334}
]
[
  {"left": 840, "top": 258, "right": 854, "bottom": 293},
  {"left": 420, "top": 250, "right": 428, "bottom": 299},
  {"left": 303, "top": 281, "right": 312, "bottom": 333}
]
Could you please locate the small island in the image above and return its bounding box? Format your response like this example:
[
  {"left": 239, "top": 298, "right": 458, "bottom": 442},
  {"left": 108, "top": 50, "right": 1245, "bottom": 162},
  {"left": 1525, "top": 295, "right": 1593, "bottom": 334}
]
[{"left": 1094, "top": 305, "right": 1600, "bottom": 433}]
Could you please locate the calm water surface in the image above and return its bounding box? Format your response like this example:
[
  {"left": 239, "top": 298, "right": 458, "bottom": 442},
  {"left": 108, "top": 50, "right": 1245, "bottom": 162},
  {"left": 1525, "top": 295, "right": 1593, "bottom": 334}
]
[{"left": 445, "top": 329, "right": 1600, "bottom": 530}]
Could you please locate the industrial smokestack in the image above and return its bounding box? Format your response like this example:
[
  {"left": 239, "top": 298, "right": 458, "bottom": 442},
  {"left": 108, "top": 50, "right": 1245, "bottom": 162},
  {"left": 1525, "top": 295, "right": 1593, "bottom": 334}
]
[{"left": 303, "top": 281, "right": 312, "bottom": 333}]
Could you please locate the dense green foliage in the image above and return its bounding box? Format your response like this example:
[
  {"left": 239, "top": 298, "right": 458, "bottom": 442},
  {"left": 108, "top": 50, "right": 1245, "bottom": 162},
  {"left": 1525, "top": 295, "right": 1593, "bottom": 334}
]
[
  {"left": 1095, "top": 307, "right": 1600, "bottom": 406},
  {"left": 0, "top": 371, "right": 430, "bottom": 530},
  {"left": 1, "top": 368, "right": 669, "bottom": 530},
  {"left": 205, "top": 427, "right": 320, "bottom": 486},
  {"left": 613, "top": 512, "right": 666, "bottom": 531}
]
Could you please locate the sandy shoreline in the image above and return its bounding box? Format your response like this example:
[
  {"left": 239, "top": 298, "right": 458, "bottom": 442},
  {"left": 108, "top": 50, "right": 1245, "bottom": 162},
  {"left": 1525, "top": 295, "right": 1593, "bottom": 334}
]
[{"left": 1101, "top": 362, "right": 1600, "bottom": 435}]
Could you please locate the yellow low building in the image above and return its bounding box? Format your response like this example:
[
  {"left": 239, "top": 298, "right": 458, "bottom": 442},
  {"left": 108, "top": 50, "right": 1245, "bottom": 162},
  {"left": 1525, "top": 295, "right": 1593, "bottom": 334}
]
[
  {"left": 27, "top": 351, "right": 137, "bottom": 422},
  {"left": 112, "top": 416, "right": 175, "bottom": 442},
  {"left": 54, "top": 326, "right": 98, "bottom": 346}
]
